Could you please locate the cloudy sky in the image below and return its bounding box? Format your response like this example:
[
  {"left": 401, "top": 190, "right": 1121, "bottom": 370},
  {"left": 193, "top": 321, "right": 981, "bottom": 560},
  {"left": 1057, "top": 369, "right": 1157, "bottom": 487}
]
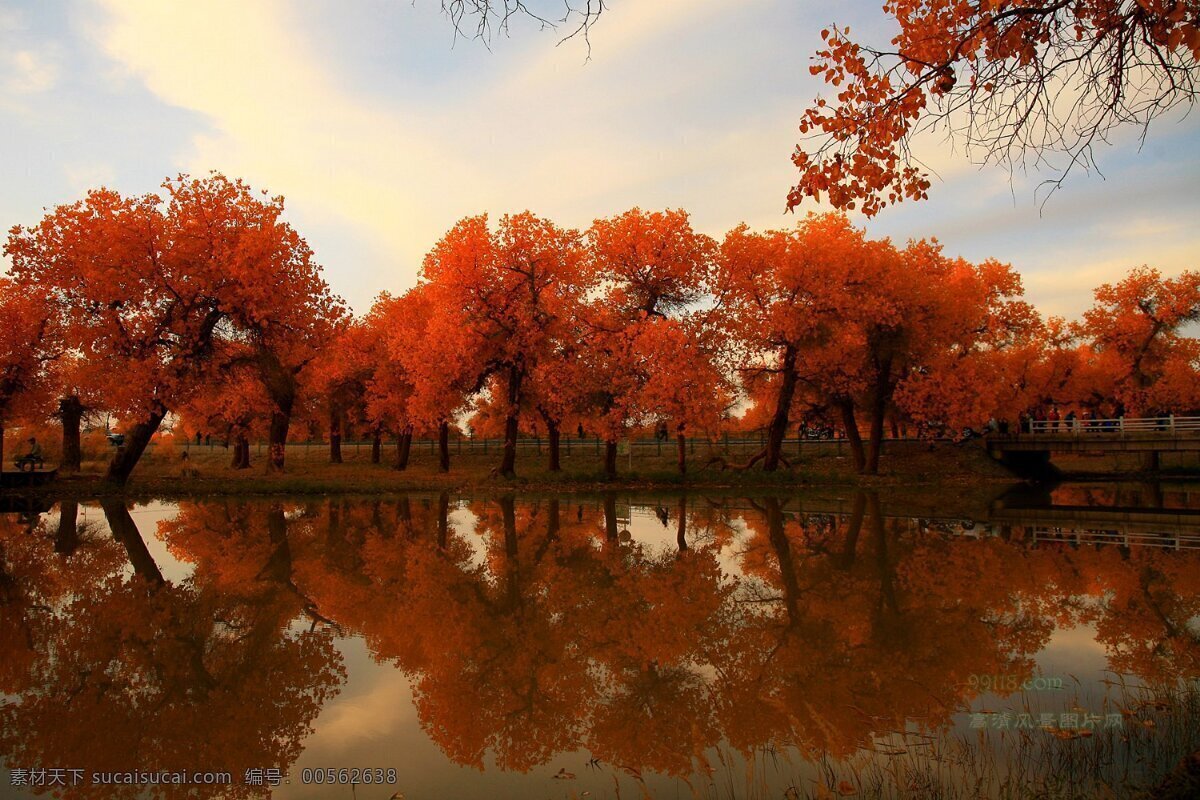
[{"left": 2, "top": 0, "right": 1197, "bottom": 317}]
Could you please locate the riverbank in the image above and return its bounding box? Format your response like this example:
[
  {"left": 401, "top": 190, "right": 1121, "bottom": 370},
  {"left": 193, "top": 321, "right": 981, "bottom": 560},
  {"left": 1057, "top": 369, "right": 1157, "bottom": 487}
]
[{"left": 1, "top": 439, "right": 1028, "bottom": 500}]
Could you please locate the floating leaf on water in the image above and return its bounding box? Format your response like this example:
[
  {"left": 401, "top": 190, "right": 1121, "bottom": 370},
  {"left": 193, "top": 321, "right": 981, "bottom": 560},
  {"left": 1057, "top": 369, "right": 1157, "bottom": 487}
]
[
  {"left": 554, "top": 768, "right": 577, "bottom": 780},
  {"left": 837, "top": 780, "right": 857, "bottom": 795}
]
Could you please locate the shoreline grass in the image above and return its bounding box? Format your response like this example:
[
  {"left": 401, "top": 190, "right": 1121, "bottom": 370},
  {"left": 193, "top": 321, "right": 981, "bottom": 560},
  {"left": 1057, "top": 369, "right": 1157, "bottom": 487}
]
[{"left": 3, "top": 439, "right": 1195, "bottom": 502}]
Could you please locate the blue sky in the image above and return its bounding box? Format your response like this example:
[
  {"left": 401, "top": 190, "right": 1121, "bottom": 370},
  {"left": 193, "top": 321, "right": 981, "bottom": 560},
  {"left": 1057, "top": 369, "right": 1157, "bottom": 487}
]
[{"left": 2, "top": 0, "right": 1197, "bottom": 317}]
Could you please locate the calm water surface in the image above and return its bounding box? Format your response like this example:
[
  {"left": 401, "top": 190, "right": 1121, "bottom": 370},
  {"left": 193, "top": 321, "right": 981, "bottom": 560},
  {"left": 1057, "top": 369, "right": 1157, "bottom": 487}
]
[{"left": 1, "top": 483, "right": 1198, "bottom": 799}]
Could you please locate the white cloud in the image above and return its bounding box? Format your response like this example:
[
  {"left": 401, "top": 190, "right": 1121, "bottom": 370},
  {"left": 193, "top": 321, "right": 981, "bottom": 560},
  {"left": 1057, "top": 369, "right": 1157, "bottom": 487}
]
[
  {"left": 66, "top": 0, "right": 1200, "bottom": 318},
  {"left": 5, "top": 48, "right": 57, "bottom": 93},
  {"left": 85, "top": 0, "right": 808, "bottom": 307}
]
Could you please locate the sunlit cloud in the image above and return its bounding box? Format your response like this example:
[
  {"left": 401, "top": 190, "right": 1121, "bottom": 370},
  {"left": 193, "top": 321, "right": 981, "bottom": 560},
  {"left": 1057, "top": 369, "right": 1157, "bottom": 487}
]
[{"left": 1, "top": 0, "right": 1196, "bottom": 315}]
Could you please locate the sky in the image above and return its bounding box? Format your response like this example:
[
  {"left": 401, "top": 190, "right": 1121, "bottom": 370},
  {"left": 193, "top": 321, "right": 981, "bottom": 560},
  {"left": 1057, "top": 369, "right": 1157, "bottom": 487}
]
[{"left": 1, "top": 0, "right": 1198, "bottom": 318}]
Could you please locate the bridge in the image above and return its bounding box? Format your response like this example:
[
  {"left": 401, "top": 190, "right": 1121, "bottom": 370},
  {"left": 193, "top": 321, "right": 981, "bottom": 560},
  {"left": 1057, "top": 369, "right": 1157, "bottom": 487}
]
[
  {"left": 986, "top": 416, "right": 1200, "bottom": 478},
  {"left": 655, "top": 485, "right": 1200, "bottom": 549}
]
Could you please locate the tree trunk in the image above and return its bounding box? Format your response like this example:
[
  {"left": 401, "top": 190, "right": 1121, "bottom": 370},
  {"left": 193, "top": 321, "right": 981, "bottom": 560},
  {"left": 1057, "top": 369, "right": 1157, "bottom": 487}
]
[
  {"left": 329, "top": 404, "right": 343, "bottom": 464},
  {"left": 500, "top": 365, "right": 523, "bottom": 478},
  {"left": 865, "top": 355, "right": 894, "bottom": 475},
  {"left": 0, "top": 420, "right": 5, "bottom": 474},
  {"left": 59, "top": 395, "right": 84, "bottom": 474},
  {"left": 105, "top": 404, "right": 167, "bottom": 486},
  {"left": 763, "top": 345, "right": 799, "bottom": 472},
  {"left": 101, "top": 498, "right": 165, "bottom": 586},
  {"left": 437, "top": 492, "right": 449, "bottom": 549},
  {"left": 438, "top": 421, "right": 450, "bottom": 472},
  {"left": 371, "top": 433, "right": 382, "bottom": 464},
  {"left": 604, "top": 439, "right": 618, "bottom": 480},
  {"left": 257, "top": 503, "right": 294, "bottom": 585},
  {"left": 546, "top": 418, "right": 561, "bottom": 472},
  {"left": 258, "top": 348, "right": 297, "bottom": 473},
  {"left": 676, "top": 427, "right": 687, "bottom": 475},
  {"left": 267, "top": 410, "right": 290, "bottom": 472},
  {"left": 676, "top": 494, "right": 688, "bottom": 551},
  {"left": 764, "top": 496, "right": 801, "bottom": 627},
  {"left": 55, "top": 500, "right": 79, "bottom": 555},
  {"left": 836, "top": 399, "right": 867, "bottom": 472},
  {"left": 230, "top": 437, "right": 242, "bottom": 468},
  {"left": 837, "top": 492, "right": 867, "bottom": 570},
  {"left": 603, "top": 492, "right": 618, "bottom": 542},
  {"left": 237, "top": 434, "right": 251, "bottom": 469},
  {"left": 395, "top": 428, "right": 413, "bottom": 471}
]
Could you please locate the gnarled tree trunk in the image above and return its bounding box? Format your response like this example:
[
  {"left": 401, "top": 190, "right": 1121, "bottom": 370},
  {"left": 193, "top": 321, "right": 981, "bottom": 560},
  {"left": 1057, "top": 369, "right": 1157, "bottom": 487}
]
[
  {"left": 106, "top": 404, "right": 167, "bottom": 486},
  {"left": 395, "top": 427, "right": 413, "bottom": 471},
  {"left": 864, "top": 354, "right": 895, "bottom": 475},
  {"left": 370, "top": 433, "right": 382, "bottom": 464},
  {"left": 438, "top": 421, "right": 450, "bottom": 472},
  {"left": 604, "top": 439, "right": 618, "bottom": 480},
  {"left": 763, "top": 345, "right": 798, "bottom": 472},
  {"left": 235, "top": 434, "right": 251, "bottom": 469},
  {"left": 267, "top": 410, "right": 290, "bottom": 472},
  {"left": 836, "top": 399, "right": 867, "bottom": 472},
  {"left": 59, "top": 395, "right": 84, "bottom": 474},
  {"left": 500, "top": 365, "right": 523, "bottom": 478},
  {"left": 329, "top": 404, "right": 343, "bottom": 464},
  {"left": 540, "top": 410, "right": 561, "bottom": 472},
  {"left": 256, "top": 348, "right": 299, "bottom": 473},
  {"left": 676, "top": 427, "right": 687, "bottom": 475}
]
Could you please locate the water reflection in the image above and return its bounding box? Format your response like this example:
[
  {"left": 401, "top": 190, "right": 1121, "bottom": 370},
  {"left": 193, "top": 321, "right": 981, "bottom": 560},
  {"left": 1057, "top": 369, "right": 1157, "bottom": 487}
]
[{"left": 1, "top": 486, "right": 1198, "bottom": 798}]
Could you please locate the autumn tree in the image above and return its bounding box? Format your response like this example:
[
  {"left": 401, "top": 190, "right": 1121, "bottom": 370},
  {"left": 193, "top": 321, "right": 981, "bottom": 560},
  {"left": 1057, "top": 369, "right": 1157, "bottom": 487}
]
[
  {"left": 573, "top": 208, "right": 720, "bottom": 478},
  {"left": 5, "top": 174, "right": 340, "bottom": 484},
  {"left": 176, "top": 365, "right": 272, "bottom": 469},
  {"left": 419, "top": 213, "right": 587, "bottom": 477},
  {"left": 0, "top": 278, "right": 59, "bottom": 469},
  {"left": 359, "top": 292, "right": 420, "bottom": 467},
  {"left": 389, "top": 284, "right": 476, "bottom": 472},
  {"left": 790, "top": 0, "right": 1200, "bottom": 215},
  {"left": 1077, "top": 266, "right": 1200, "bottom": 414},
  {"left": 852, "top": 244, "right": 1035, "bottom": 471},
  {"left": 309, "top": 315, "right": 384, "bottom": 465},
  {"left": 713, "top": 213, "right": 887, "bottom": 471}
]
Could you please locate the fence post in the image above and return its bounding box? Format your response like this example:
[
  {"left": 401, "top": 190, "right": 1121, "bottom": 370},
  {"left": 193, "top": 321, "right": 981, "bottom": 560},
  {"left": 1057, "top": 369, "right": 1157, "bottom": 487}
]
[
  {"left": 1170, "top": 414, "right": 1176, "bottom": 434},
  {"left": 1119, "top": 416, "right": 1125, "bottom": 434}
]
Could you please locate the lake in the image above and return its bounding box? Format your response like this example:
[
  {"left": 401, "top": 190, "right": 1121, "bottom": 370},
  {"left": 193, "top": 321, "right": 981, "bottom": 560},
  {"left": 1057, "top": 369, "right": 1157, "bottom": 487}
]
[{"left": 2, "top": 483, "right": 1198, "bottom": 799}]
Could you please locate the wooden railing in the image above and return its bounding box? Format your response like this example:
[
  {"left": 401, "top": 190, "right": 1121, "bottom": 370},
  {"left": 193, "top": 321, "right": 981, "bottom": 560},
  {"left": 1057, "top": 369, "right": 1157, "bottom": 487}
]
[{"left": 1025, "top": 416, "right": 1200, "bottom": 435}]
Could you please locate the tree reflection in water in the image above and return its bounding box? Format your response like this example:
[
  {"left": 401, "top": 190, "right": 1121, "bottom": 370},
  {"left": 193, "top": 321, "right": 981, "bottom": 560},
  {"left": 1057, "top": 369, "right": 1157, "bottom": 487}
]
[{"left": 1, "top": 491, "right": 1198, "bottom": 797}]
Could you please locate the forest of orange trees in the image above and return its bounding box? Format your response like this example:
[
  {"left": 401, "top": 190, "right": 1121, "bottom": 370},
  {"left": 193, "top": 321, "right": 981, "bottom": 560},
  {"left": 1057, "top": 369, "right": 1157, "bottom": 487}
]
[{"left": 0, "top": 173, "right": 1198, "bottom": 485}]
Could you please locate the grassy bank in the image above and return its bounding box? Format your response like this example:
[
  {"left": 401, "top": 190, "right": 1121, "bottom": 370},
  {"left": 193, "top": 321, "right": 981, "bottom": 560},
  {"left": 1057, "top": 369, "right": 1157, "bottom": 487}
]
[{"left": 2, "top": 438, "right": 1027, "bottom": 500}]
